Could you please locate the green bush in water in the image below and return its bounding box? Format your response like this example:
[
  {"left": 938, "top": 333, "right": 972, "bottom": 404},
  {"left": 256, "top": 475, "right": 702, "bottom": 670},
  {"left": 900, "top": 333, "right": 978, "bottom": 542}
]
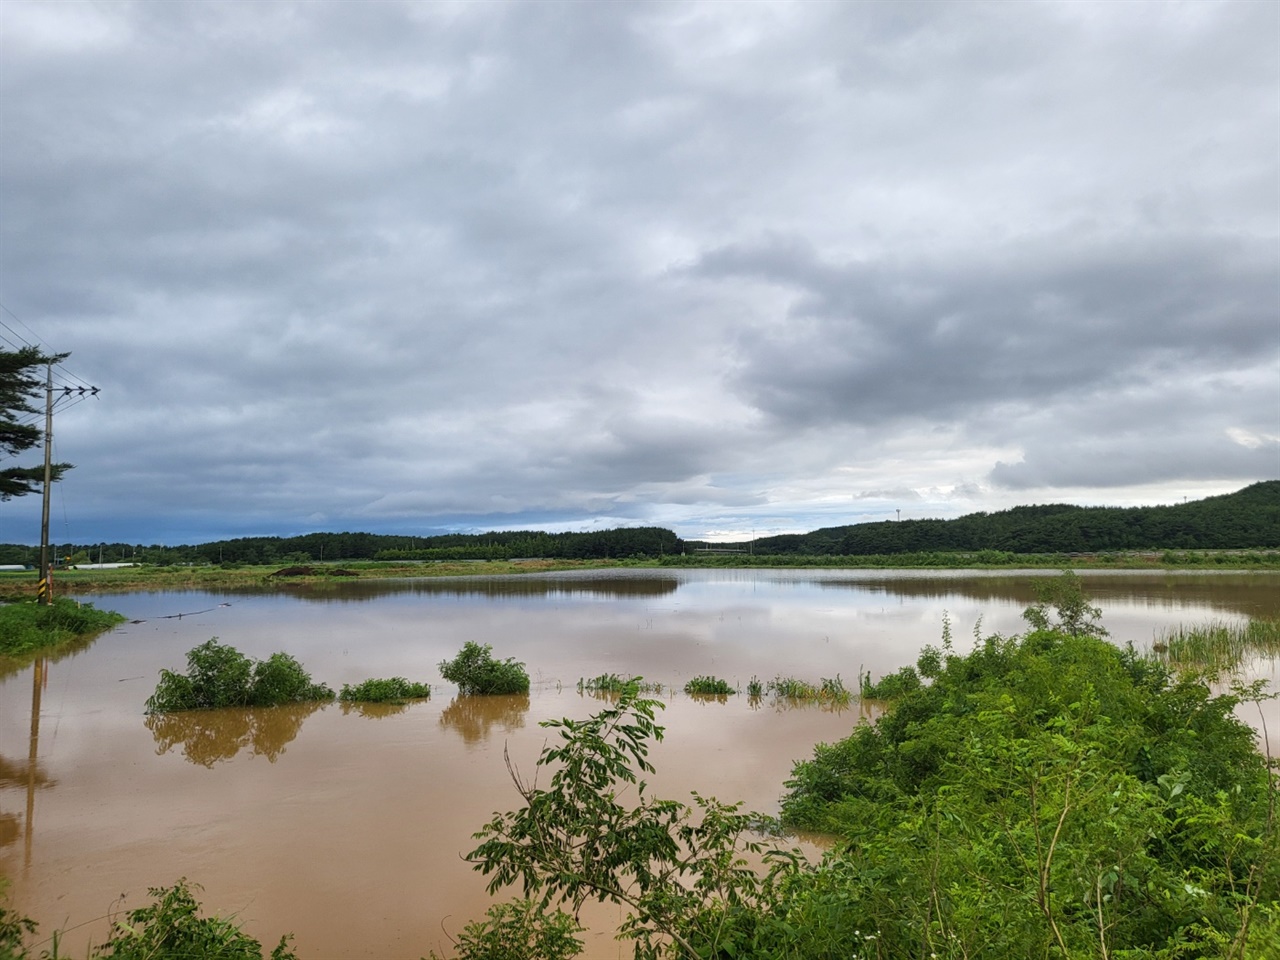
[
  {"left": 339, "top": 677, "right": 432, "bottom": 704},
  {"left": 146, "top": 639, "right": 333, "bottom": 713},
  {"left": 439, "top": 641, "right": 530, "bottom": 695},
  {"left": 683, "top": 675, "right": 733, "bottom": 695}
]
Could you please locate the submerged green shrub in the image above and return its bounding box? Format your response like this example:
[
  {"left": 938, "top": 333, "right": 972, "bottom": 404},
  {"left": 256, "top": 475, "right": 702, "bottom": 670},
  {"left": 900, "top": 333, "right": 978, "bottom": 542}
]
[
  {"left": 339, "top": 677, "right": 432, "bottom": 703},
  {"left": 146, "top": 639, "right": 334, "bottom": 713},
  {"left": 683, "top": 675, "right": 733, "bottom": 696},
  {"left": 0, "top": 597, "right": 125, "bottom": 657},
  {"left": 439, "top": 642, "right": 530, "bottom": 695}
]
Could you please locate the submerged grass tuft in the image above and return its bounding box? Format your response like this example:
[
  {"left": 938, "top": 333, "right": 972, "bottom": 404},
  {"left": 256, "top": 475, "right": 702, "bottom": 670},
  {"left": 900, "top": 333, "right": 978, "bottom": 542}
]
[
  {"left": 577, "top": 674, "right": 663, "bottom": 695},
  {"left": 683, "top": 675, "right": 734, "bottom": 696},
  {"left": 767, "top": 674, "right": 853, "bottom": 706}
]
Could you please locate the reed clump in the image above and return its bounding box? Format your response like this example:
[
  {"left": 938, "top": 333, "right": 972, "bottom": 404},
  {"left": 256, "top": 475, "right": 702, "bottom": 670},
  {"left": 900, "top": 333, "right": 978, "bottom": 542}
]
[{"left": 1154, "top": 618, "right": 1280, "bottom": 672}]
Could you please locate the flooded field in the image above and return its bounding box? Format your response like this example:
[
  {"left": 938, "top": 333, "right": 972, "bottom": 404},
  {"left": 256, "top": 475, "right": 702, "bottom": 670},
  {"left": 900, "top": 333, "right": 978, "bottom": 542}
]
[{"left": 2, "top": 568, "right": 1277, "bottom": 958}]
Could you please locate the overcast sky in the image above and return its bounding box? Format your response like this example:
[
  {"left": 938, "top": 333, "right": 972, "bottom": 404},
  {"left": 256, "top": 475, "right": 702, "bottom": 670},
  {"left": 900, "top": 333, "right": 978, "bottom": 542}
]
[{"left": 1, "top": 0, "right": 1276, "bottom": 546}]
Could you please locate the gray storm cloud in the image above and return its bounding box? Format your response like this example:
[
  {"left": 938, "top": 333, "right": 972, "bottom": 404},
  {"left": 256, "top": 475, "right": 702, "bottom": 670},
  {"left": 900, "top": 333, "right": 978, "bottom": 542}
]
[{"left": 0, "top": 0, "right": 1275, "bottom": 543}]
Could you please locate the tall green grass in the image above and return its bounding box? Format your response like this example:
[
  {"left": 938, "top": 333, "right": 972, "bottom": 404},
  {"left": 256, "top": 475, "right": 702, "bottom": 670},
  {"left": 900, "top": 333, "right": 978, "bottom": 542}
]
[
  {"left": 0, "top": 598, "right": 125, "bottom": 657},
  {"left": 1154, "top": 618, "right": 1280, "bottom": 672},
  {"left": 766, "top": 674, "right": 853, "bottom": 706},
  {"left": 577, "top": 674, "right": 663, "bottom": 695}
]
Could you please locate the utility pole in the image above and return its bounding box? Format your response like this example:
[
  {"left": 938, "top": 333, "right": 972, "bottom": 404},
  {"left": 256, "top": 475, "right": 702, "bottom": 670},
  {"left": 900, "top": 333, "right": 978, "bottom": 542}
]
[
  {"left": 37, "top": 364, "right": 54, "bottom": 605},
  {"left": 35, "top": 359, "right": 98, "bottom": 604}
]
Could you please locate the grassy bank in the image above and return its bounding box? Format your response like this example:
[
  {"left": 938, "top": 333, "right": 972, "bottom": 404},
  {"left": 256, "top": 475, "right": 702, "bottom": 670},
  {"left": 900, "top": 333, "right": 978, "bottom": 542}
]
[
  {"left": 0, "top": 596, "right": 126, "bottom": 658},
  {"left": 2, "top": 549, "right": 1278, "bottom": 598}
]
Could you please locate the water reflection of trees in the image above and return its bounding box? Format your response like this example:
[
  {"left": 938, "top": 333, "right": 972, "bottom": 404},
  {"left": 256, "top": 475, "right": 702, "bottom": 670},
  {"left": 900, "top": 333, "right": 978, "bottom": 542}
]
[
  {"left": 339, "top": 701, "right": 410, "bottom": 719},
  {"left": 0, "top": 633, "right": 97, "bottom": 683},
  {"left": 174, "top": 574, "right": 682, "bottom": 604},
  {"left": 815, "top": 573, "right": 1280, "bottom": 618},
  {"left": 146, "top": 702, "right": 326, "bottom": 767},
  {"left": 439, "top": 694, "right": 529, "bottom": 744}
]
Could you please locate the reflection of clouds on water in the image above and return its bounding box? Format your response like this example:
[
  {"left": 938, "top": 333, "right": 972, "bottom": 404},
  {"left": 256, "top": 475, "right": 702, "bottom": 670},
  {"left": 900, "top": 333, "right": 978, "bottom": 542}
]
[
  {"left": 146, "top": 702, "right": 327, "bottom": 767},
  {"left": 339, "top": 701, "right": 410, "bottom": 720},
  {"left": 438, "top": 694, "right": 529, "bottom": 745}
]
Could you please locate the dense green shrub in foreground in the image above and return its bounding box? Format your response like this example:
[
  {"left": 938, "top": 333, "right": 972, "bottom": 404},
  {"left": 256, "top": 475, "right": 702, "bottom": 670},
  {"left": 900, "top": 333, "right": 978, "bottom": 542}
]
[
  {"left": 146, "top": 639, "right": 334, "bottom": 712},
  {"left": 463, "top": 579, "right": 1278, "bottom": 959},
  {"left": 0, "top": 598, "right": 125, "bottom": 657},
  {"left": 439, "top": 641, "right": 529, "bottom": 695},
  {"left": 338, "top": 677, "right": 431, "bottom": 703},
  {"left": 779, "top": 631, "right": 1278, "bottom": 956}
]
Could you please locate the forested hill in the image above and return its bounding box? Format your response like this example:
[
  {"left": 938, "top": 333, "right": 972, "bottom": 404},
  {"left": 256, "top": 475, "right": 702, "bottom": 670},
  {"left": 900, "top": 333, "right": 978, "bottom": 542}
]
[
  {"left": 1, "top": 483, "right": 1275, "bottom": 566},
  {"left": 746, "top": 481, "right": 1280, "bottom": 555},
  {"left": 0, "top": 526, "right": 684, "bottom": 566}
]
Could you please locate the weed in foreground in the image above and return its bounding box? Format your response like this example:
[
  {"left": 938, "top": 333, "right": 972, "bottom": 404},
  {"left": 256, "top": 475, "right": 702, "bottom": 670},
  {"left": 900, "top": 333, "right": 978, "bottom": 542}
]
[{"left": 1, "top": 879, "right": 298, "bottom": 959}]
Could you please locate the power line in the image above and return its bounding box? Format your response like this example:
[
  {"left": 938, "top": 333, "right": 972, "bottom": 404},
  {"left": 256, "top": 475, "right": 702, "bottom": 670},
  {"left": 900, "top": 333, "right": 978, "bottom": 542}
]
[{"left": 0, "top": 300, "right": 96, "bottom": 390}]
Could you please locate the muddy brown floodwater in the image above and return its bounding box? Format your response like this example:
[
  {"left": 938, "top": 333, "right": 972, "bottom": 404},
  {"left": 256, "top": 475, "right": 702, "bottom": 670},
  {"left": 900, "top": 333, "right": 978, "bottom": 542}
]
[{"left": 2, "top": 569, "right": 1277, "bottom": 959}]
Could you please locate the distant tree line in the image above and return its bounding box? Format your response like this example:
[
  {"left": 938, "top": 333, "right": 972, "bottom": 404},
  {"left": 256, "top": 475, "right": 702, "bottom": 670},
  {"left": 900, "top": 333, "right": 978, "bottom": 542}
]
[
  {"left": 0, "top": 483, "right": 1273, "bottom": 567},
  {"left": 731, "top": 480, "right": 1280, "bottom": 556},
  {"left": 0, "top": 526, "right": 684, "bottom": 566},
  {"left": 373, "top": 526, "right": 683, "bottom": 561}
]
